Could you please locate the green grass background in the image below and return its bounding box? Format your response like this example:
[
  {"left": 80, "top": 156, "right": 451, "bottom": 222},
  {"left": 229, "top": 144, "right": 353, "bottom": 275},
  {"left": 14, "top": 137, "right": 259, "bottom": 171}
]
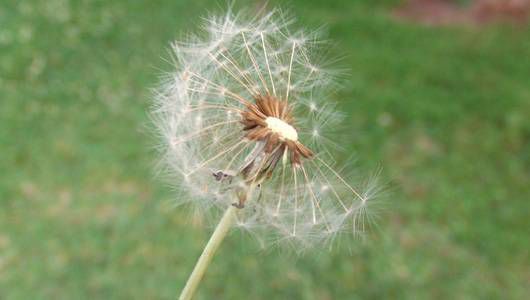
[{"left": 1, "top": 0, "right": 529, "bottom": 299}]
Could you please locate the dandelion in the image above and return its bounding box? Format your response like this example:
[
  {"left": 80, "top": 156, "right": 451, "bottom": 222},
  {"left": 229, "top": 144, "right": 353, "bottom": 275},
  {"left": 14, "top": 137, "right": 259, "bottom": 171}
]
[{"left": 152, "top": 7, "right": 378, "bottom": 299}]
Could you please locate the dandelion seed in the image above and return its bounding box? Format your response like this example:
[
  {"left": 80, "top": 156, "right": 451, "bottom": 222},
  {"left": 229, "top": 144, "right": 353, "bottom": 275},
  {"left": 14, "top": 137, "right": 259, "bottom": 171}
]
[
  {"left": 154, "top": 6, "right": 378, "bottom": 245},
  {"left": 152, "top": 7, "right": 380, "bottom": 299}
]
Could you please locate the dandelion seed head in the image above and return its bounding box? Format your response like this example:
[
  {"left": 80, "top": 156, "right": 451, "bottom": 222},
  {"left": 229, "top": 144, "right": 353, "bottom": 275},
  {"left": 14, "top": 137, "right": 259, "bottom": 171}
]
[{"left": 152, "top": 7, "right": 379, "bottom": 250}]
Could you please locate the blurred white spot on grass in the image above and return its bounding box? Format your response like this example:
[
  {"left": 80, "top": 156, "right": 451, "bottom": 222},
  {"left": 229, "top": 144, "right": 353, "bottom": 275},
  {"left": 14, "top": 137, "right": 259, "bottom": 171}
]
[
  {"left": 28, "top": 55, "right": 46, "bottom": 80},
  {"left": 18, "top": 25, "right": 33, "bottom": 43},
  {"left": 377, "top": 112, "right": 393, "bottom": 127},
  {"left": 44, "top": 0, "right": 71, "bottom": 23}
]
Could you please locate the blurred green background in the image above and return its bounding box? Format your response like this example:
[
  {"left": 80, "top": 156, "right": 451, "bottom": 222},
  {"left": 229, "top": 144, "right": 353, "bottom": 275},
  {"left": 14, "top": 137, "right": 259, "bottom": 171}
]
[{"left": 1, "top": 0, "right": 529, "bottom": 299}]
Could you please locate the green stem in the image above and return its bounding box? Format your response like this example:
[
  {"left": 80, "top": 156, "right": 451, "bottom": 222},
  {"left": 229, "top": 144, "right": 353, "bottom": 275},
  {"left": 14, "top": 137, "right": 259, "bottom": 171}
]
[{"left": 178, "top": 205, "right": 237, "bottom": 300}]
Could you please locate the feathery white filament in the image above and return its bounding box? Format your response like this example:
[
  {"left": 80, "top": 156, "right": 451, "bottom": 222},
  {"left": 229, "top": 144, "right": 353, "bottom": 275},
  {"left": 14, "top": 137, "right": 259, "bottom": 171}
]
[{"left": 265, "top": 117, "right": 298, "bottom": 141}]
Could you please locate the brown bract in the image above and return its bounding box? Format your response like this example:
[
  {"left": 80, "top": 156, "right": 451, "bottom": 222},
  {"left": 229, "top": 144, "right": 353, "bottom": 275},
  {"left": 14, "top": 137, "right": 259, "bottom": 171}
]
[{"left": 240, "top": 94, "right": 313, "bottom": 169}]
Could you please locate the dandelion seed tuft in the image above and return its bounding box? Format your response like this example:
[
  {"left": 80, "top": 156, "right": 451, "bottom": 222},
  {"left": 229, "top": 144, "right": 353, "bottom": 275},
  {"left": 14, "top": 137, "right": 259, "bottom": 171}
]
[{"left": 153, "top": 7, "right": 379, "bottom": 250}]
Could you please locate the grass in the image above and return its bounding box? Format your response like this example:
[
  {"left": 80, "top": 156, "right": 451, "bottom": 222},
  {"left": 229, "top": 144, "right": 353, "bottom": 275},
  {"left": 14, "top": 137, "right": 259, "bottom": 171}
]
[{"left": 1, "top": 0, "right": 529, "bottom": 299}]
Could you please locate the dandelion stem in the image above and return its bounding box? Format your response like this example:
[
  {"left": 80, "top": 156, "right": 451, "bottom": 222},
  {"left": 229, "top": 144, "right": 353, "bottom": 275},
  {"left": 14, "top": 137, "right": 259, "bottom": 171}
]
[{"left": 179, "top": 205, "right": 237, "bottom": 300}]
